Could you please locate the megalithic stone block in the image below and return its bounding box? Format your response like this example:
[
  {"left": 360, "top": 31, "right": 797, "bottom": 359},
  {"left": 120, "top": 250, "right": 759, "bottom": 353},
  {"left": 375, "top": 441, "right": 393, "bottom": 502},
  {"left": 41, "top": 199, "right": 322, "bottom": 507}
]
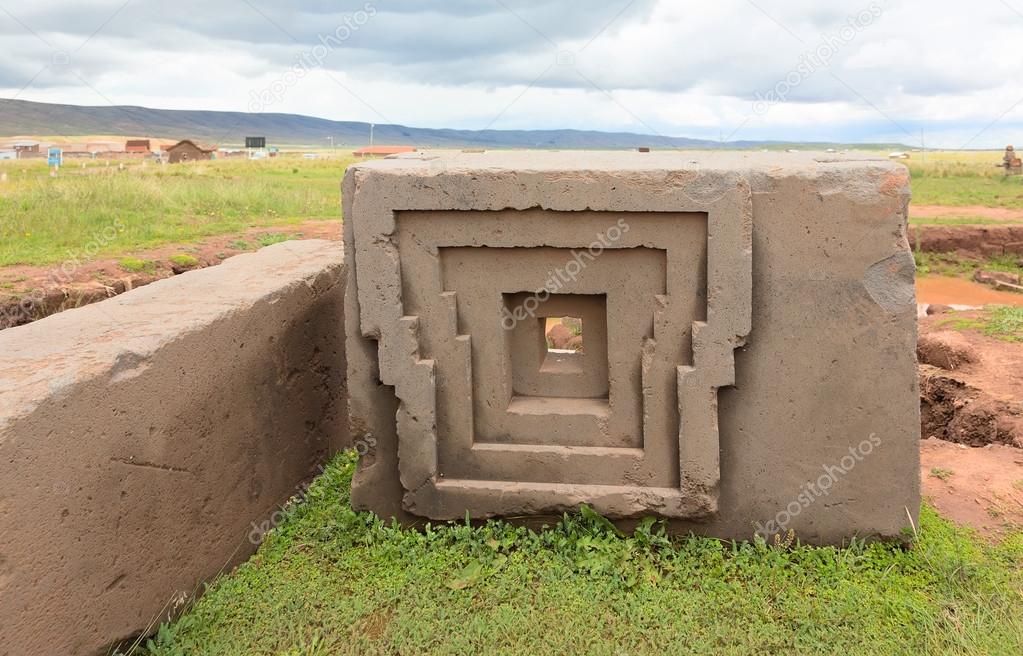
[{"left": 344, "top": 151, "right": 918, "bottom": 544}]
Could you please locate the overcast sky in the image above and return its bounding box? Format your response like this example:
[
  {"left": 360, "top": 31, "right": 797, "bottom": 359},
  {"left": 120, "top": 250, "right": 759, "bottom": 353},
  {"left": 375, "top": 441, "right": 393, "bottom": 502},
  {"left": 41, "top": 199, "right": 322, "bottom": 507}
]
[{"left": 2, "top": 0, "right": 1021, "bottom": 147}]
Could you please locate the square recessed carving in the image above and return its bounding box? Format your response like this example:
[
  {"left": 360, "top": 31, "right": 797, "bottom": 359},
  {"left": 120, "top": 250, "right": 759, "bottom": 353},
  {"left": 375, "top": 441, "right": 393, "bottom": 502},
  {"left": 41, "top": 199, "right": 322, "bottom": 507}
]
[
  {"left": 349, "top": 187, "right": 751, "bottom": 520},
  {"left": 506, "top": 293, "right": 608, "bottom": 402},
  {"left": 440, "top": 245, "right": 664, "bottom": 457}
]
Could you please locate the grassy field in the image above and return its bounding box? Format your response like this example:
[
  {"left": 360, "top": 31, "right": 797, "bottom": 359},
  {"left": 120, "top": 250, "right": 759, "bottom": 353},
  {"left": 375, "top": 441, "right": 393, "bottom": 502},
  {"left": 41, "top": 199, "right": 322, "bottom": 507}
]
[
  {"left": 1, "top": 149, "right": 1021, "bottom": 268},
  {"left": 0, "top": 156, "right": 353, "bottom": 266},
  {"left": 909, "top": 216, "right": 1013, "bottom": 226},
  {"left": 133, "top": 453, "right": 1023, "bottom": 656},
  {"left": 906, "top": 151, "right": 1023, "bottom": 209}
]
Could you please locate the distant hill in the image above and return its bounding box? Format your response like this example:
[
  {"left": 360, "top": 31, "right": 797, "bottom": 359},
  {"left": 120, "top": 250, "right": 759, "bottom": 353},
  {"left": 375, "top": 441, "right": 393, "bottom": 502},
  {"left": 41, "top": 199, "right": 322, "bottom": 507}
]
[{"left": 0, "top": 98, "right": 908, "bottom": 150}]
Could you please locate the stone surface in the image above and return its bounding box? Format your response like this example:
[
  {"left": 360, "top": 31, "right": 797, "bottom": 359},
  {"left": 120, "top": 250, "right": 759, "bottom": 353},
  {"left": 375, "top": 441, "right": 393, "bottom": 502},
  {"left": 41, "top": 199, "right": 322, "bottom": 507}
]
[
  {"left": 0, "top": 240, "right": 348, "bottom": 656},
  {"left": 345, "top": 150, "right": 919, "bottom": 543}
]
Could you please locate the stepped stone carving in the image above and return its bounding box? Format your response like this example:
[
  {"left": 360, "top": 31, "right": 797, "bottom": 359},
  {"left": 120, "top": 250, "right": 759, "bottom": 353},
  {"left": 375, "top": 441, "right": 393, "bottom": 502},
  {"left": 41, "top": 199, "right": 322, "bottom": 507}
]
[{"left": 345, "top": 151, "right": 918, "bottom": 542}]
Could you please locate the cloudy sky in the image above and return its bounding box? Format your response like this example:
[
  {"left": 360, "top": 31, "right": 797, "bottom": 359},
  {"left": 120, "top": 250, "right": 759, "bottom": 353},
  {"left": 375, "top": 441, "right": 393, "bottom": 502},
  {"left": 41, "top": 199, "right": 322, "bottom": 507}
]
[{"left": 2, "top": 0, "right": 1021, "bottom": 147}]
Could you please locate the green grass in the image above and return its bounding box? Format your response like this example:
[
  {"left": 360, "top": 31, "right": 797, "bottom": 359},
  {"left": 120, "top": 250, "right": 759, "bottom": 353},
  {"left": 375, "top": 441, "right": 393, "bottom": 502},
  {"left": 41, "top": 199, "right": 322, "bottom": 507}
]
[
  {"left": 136, "top": 453, "right": 1023, "bottom": 656},
  {"left": 906, "top": 152, "right": 1023, "bottom": 209},
  {"left": 937, "top": 306, "right": 1023, "bottom": 342},
  {"left": 913, "top": 250, "right": 1023, "bottom": 279},
  {"left": 985, "top": 306, "right": 1023, "bottom": 338},
  {"left": 1, "top": 150, "right": 1021, "bottom": 269},
  {"left": 909, "top": 174, "right": 1023, "bottom": 209},
  {"left": 973, "top": 306, "right": 1023, "bottom": 341},
  {"left": 256, "top": 232, "right": 297, "bottom": 247},
  {"left": 168, "top": 254, "right": 199, "bottom": 268},
  {"left": 119, "top": 257, "right": 154, "bottom": 273},
  {"left": 0, "top": 157, "right": 351, "bottom": 266},
  {"left": 909, "top": 216, "right": 1010, "bottom": 226}
]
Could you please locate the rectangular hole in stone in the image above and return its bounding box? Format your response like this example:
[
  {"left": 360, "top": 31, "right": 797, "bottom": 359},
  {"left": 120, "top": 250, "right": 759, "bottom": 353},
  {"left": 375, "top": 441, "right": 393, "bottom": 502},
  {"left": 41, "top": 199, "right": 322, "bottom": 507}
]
[
  {"left": 545, "top": 316, "right": 583, "bottom": 353},
  {"left": 503, "top": 293, "right": 609, "bottom": 405}
]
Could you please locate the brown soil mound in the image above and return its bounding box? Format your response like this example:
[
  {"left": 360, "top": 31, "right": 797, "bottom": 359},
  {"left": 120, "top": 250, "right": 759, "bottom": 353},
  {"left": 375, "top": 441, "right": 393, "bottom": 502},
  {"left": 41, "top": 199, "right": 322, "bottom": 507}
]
[
  {"left": 917, "top": 331, "right": 978, "bottom": 370},
  {"left": 920, "top": 366, "right": 1021, "bottom": 447}
]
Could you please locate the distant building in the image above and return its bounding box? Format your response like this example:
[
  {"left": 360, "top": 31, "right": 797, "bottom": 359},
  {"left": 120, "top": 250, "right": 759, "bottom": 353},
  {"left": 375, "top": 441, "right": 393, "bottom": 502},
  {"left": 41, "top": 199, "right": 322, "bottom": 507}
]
[
  {"left": 0, "top": 151, "right": 16, "bottom": 160},
  {"left": 165, "top": 140, "right": 216, "bottom": 163},
  {"left": 125, "top": 139, "right": 151, "bottom": 154},
  {"left": 352, "top": 146, "right": 416, "bottom": 157},
  {"left": 12, "top": 140, "right": 40, "bottom": 156}
]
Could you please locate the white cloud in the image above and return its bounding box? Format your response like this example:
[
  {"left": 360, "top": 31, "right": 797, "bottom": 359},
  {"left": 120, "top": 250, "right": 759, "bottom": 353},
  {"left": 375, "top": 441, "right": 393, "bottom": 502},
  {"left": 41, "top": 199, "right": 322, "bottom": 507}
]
[{"left": 0, "top": 0, "right": 1021, "bottom": 147}]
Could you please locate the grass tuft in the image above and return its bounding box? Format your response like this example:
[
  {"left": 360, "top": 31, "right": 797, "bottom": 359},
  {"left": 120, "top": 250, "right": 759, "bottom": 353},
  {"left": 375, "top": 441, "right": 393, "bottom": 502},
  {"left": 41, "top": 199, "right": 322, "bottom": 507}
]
[
  {"left": 118, "top": 257, "right": 153, "bottom": 273},
  {"left": 983, "top": 306, "right": 1023, "bottom": 340},
  {"left": 168, "top": 254, "right": 199, "bottom": 268},
  {"left": 256, "top": 232, "right": 296, "bottom": 247}
]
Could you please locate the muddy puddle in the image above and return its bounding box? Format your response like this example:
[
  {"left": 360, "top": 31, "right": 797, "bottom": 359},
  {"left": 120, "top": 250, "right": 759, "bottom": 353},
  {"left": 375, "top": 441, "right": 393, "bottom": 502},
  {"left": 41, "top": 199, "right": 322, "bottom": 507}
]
[{"left": 916, "top": 276, "right": 1023, "bottom": 308}]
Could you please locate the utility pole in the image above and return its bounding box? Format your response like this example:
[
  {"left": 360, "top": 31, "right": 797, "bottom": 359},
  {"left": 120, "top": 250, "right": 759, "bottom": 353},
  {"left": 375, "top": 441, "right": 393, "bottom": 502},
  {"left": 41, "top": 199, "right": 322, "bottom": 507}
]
[{"left": 370, "top": 123, "right": 375, "bottom": 149}]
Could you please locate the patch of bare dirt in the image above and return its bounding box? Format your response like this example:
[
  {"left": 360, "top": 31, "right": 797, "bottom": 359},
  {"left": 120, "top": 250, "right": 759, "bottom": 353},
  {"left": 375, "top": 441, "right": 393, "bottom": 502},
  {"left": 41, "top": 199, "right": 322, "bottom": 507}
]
[
  {"left": 911, "top": 204, "right": 1023, "bottom": 222},
  {"left": 920, "top": 438, "right": 1023, "bottom": 538},
  {"left": 918, "top": 314, "right": 1023, "bottom": 537},
  {"left": 0, "top": 220, "right": 340, "bottom": 330}
]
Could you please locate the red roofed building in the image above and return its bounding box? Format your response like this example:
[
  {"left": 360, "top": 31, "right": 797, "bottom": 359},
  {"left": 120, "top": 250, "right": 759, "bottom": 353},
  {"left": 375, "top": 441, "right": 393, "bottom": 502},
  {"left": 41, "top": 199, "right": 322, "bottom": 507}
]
[
  {"left": 125, "top": 139, "right": 151, "bottom": 154},
  {"left": 352, "top": 145, "right": 416, "bottom": 157}
]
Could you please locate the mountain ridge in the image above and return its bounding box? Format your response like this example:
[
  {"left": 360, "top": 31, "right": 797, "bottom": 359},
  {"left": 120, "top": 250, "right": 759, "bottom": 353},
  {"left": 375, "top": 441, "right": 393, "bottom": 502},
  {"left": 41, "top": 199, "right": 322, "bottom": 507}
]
[{"left": 0, "top": 98, "right": 910, "bottom": 150}]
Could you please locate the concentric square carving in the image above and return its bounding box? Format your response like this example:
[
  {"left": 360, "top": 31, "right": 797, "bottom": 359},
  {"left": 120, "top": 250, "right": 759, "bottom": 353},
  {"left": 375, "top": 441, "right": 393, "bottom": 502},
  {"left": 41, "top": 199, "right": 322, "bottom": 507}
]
[{"left": 348, "top": 173, "right": 752, "bottom": 521}]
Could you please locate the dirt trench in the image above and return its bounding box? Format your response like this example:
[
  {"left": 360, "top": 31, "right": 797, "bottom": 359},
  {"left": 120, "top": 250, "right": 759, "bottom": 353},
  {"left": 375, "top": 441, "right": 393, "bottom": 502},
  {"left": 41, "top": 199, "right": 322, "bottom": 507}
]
[
  {"left": 919, "top": 366, "right": 1022, "bottom": 447},
  {"left": 913, "top": 224, "right": 1023, "bottom": 259},
  {"left": 0, "top": 220, "right": 340, "bottom": 330},
  {"left": 917, "top": 315, "right": 1023, "bottom": 448}
]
